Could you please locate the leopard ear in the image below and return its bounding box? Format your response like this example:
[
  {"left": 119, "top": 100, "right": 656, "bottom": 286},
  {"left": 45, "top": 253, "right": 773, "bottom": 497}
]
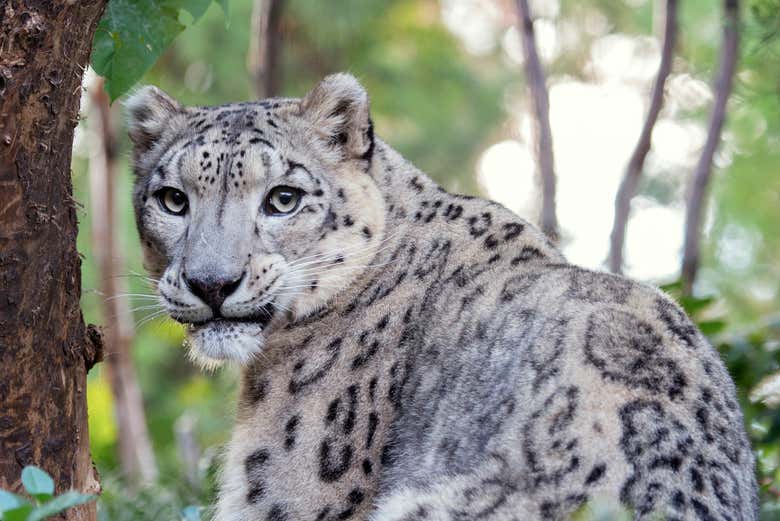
[
  {"left": 300, "top": 73, "right": 374, "bottom": 162},
  {"left": 125, "top": 86, "right": 184, "bottom": 154}
]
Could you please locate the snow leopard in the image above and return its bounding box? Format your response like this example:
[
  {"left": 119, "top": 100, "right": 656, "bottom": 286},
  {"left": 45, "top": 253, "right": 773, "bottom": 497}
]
[{"left": 126, "top": 73, "right": 758, "bottom": 520}]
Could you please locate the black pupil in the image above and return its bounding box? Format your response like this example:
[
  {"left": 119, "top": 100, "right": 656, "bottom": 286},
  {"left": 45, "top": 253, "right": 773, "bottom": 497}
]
[
  {"left": 276, "top": 190, "right": 294, "bottom": 207},
  {"left": 170, "top": 191, "right": 185, "bottom": 206}
]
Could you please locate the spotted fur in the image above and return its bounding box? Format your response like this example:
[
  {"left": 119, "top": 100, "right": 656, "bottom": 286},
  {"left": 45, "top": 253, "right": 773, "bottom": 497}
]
[{"left": 128, "top": 74, "right": 758, "bottom": 520}]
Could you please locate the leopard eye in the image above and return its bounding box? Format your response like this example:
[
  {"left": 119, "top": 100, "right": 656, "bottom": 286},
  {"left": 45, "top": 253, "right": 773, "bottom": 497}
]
[
  {"left": 156, "top": 187, "right": 188, "bottom": 216},
  {"left": 264, "top": 186, "right": 302, "bottom": 215}
]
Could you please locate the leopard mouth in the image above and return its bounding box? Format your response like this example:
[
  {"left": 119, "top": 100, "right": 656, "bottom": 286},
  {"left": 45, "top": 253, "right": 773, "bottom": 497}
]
[{"left": 186, "top": 302, "right": 276, "bottom": 330}]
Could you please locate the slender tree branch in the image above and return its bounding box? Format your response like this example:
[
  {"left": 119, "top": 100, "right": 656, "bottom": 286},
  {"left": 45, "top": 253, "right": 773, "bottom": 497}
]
[
  {"left": 609, "top": 0, "right": 678, "bottom": 274},
  {"left": 247, "top": 0, "right": 284, "bottom": 98},
  {"left": 681, "top": 0, "right": 740, "bottom": 295},
  {"left": 514, "top": 0, "right": 559, "bottom": 242},
  {"left": 88, "top": 77, "right": 158, "bottom": 487}
]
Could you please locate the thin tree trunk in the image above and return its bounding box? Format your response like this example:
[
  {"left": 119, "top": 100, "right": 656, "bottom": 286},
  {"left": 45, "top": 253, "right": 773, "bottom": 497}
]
[
  {"left": 514, "top": 0, "right": 559, "bottom": 242},
  {"left": 681, "top": 0, "right": 739, "bottom": 295},
  {"left": 88, "top": 77, "right": 158, "bottom": 487},
  {"left": 174, "top": 413, "right": 201, "bottom": 489},
  {"left": 609, "top": 0, "right": 678, "bottom": 274},
  {"left": 247, "top": 0, "right": 284, "bottom": 99},
  {"left": 0, "top": 1, "right": 107, "bottom": 518}
]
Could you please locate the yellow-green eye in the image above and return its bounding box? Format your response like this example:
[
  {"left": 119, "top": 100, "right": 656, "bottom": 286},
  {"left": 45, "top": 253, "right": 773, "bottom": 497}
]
[
  {"left": 156, "top": 187, "right": 188, "bottom": 215},
  {"left": 265, "top": 186, "right": 302, "bottom": 215}
]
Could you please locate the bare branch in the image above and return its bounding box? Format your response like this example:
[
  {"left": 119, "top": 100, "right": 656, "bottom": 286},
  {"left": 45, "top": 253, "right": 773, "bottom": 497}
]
[
  {"left": 514, "top": 0, "right": 559, "bottom": 242},
  {"left": 609, "top": 0, "right": 678, "bottom": 274},
  {"left": 247, "top": 0, "right": 284, "bottom": 98},
  {"left": 88, "top": 77, "right": 158, "bottom": 487},
  {"left": 681, "top": 0, "right": 740, "bottom": 295}
]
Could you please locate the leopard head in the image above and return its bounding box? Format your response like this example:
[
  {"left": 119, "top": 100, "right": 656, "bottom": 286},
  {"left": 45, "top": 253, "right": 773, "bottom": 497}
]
[{"left": 127, "top": 74, "right": 385, "bottom": 365}]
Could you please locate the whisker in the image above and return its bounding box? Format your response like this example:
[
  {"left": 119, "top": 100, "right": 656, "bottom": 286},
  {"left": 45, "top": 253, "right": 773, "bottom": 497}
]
[
  {"left": 273, "top": 283, "right": 342, "bottom": 291},
  {"left": 285, "top": 244, "right": 390, "bottom": 271},
  {"left": 136, "top": 309, "right": 169, "bottom": 329},
  {"left": 288, "top": 252, "right": 401, "bottom": 273},
  {"left": 128, "top": 304, "right": 164, "bottom": 312},
  {"left": 285, "top": 229, "right": 402, "bottom": 269},
  {"left": 105, "top": 293, "right": 160, "bottom": 301},
  {"left": 269, "top": 301, "right": 293, "bottom": 314},
  {"left": 114, "top": 272, "right": 159, "bottom": 282},
  {"left": 122, "top": 270, "right": 161, "bottom": 285},
  {"left": 284, "top": 235, "right": 390, "bottom": 267},
  {"left": 288, "top": 259, "right": 399, "bottom": 277}
]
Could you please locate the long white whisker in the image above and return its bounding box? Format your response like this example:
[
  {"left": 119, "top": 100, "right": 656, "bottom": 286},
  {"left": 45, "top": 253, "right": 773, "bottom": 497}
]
[
  {"left": 136, "top": 309, "right": 169, "bottom": 328},
  {"left": 284, "top": 232, "right": 395, "bottom": 267},
  {"left": 121, "top": 271, "right": 160, "bottom": 286},
  {"left": 285, "top": 245, "right": 402, "bottom": 275},
  {"left": 128, "top": 303, "right": 165, "bottom": 313},
  {"left": 106, "top": 293, "right": 160, "bottom": 301},
  {"left": 273, "top": 283, "right": 342, "bottom": 291},
  {"left": 285, "top": 230, "right": 402, "bottom": 269},
  {"left": 128, "top": 303, "right": 165, "bottom": 312},
  {"left": 269, "top": 301, "right": 293, "bottom": 313},
  {"left": 288, "top": 259, "right": 399, "bottom": 277}
]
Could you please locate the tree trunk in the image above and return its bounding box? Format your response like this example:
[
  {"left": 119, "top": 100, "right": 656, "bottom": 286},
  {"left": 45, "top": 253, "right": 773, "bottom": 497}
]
[
  {"left": 681, "top": 0, "right": 739, "bottom": 295},
  {"left": 0, "top": 1, "right": 107, "bottom": 518},
  {"left": 247, "top": 0, "right": 284, "bottom": 99},
  {"left": 514, "top": 0, "right": 559, "bottom": 243},
  {"left": 609, "top": 0, "right": 678, "bottom": 274},
  {"left": 88, "top": 78, "right": 158, "bottom": 488}
]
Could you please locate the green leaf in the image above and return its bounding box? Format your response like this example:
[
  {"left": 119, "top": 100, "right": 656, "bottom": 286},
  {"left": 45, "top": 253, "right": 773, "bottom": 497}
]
[
  {"left": 91, "top": 0, "right": 183, "bottom": 101},
  {"left": 698, "top": 319, "right": 727, "bottom": 336},
  {"left": 678, "top": 295, "right": 716, "bottom": 316},
  {"left": 1, "top": 504, "right": 33, "bottom": 521},
  {"left": 27, "top": 492, "right": 96, "bottom": 521},
  {"left": 217, "top": 0, "right": 230, "bottom": 26},
  {"left": 91, "top": 0, "right": 220, "bottom": 101},
  {"left": 180, "top": 0, "right": 214, "bottom": 21},
  {"left": 0, "top": 491, "right": 29, "bottom": 513},
  {"left": 181, "top": 505, "right": 201, "bottom": 521},
  {"left": 20, "top": 467, "right": 54, "bottom": 501}
]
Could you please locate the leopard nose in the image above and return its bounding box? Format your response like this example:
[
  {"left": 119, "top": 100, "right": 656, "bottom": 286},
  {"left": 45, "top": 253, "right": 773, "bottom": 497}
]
[{"left": 185, "top": 273, "right": 244, "bottom": 315}]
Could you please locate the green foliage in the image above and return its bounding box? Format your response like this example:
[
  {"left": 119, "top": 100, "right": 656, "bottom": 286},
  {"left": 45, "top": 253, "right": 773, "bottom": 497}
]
[
  {"left": 92, "top": 0, "right": 228, "bottom": 100},
  {"left": 751, "top": 0, "right": 780, "bottom": 29},
  {"left": 0, "top": 467, "right": 95, "bottom": 521},
  {"left": 95, "top": 471, "right": 214, "bottom": 521},
  {"left": 663, "top": 281, "right": 780, "bottom": 517}
]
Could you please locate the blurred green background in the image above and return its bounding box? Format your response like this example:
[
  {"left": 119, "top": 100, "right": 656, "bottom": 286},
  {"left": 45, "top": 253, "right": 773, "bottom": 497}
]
[{"left": 71, "top": 0, "right": 780, "bottom": 518}]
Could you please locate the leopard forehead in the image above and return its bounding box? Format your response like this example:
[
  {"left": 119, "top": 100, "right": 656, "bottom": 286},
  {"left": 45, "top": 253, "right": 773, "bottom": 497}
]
[
  {"left": 127, "top": 73, "right": 374, "bottom": 184},
  {"left": 134, "top": 99, "right": 328, "bottom": 187}
]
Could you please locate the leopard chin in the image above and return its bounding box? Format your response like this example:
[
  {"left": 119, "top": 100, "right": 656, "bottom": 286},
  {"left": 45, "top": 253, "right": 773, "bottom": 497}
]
[{"left": 184, "top": 320, "right": 267, "bottom": 368}]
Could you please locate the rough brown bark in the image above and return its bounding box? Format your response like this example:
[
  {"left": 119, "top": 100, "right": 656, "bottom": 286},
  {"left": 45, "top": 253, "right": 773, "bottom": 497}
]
[
  {"left": 609, "top": 0, "right": 678, "bottom": 274},
  {"left": 247, "top": 0, "right": 284, "bottom": 98},
  {"left": 0, "top": 1, "right": 107, "bottom": 518},
  {"left": 681, "top": 0, "right": 739, "bottom": 295},
  {"left": 88, "top": 78, "right": 158, "bottom": 487},
  {"left": 514, "top": 0, "right": 559, "bottom": 243}
]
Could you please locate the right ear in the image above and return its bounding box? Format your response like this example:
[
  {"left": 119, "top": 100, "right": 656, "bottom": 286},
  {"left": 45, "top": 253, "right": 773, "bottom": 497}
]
[
  {"left": 299, "top": 73, "right": 374, "bottom": 162},
  {"left": 125, "top": 86, "right": 184, "bottom": 154}
]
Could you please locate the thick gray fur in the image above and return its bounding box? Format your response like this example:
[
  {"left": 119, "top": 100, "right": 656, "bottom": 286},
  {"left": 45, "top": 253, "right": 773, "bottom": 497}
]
[{"left": 127, "top": 74, "right": 758, "bottom": 521}]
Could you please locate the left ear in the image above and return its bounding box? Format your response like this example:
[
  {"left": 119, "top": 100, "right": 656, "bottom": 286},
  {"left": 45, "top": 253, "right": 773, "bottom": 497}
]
[{"left": 299, "top": 73, "right": 374, "bottom": 162}]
